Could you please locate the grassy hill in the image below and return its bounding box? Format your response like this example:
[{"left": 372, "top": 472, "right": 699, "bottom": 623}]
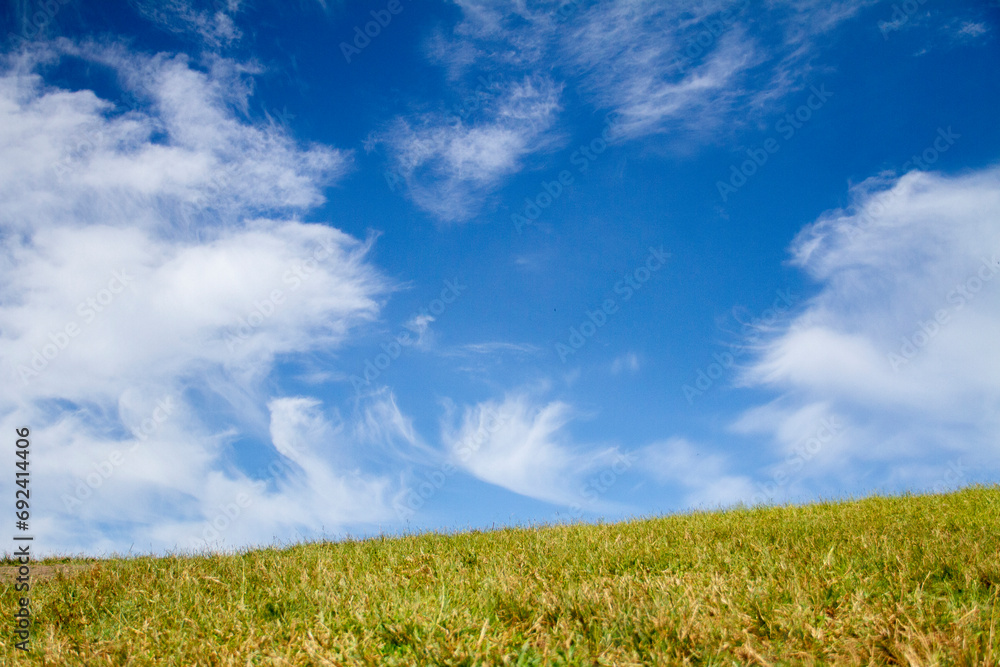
[{"left": 2, "top": 486, "right": 999, "bottom": 665}]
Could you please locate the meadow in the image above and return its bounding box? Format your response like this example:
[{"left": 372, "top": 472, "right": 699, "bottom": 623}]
[{"left": 2, "top": 486, "right": 998, "bottom": 665}]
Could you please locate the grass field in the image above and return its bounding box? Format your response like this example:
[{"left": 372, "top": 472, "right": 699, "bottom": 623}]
[{"left": 1, "top": 486, "right": 998, "bottom": 665}]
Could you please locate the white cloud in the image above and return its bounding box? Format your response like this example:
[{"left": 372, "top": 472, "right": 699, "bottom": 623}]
[
  {"left": 955, "top": 21, "right": 989, "bottom": 39},
  {"left": 567, "top": 0, "right": 882, "bottom": 138},
  {"left": 262, "top": 397, "right": 396, "bottom": 523},
  {"left": 4, "top": 220, "right": 385, "bottom": 395},
  {"left": 443, "top": 342, "right": 540, "bottom": 378},
  {"left": 737, "top": 165, "right": 1000, "bottom": 494},
  {"left": 404, "top": 313, "right": 436, "bottom": 347},
  {"left": 127, "top": 397, "right": 400, "bottom": 552},
  {"left": 378, "top": 75, "right": 563, "bottom": 221},
  {"left": 637, "top": 438, "right": 755, "bottom": 508},
  {"left": 290, "top": 0, "right": 875, "bottom": 225},
  {"left": 939, "top": 17, "right": 992, "bottom": 49},
  {"left": 382, "top": 0, "right": 878, "bottom": 218},
  {"left": 129, "top": 0, "right": 245, "bottom": 47},
  {"left": 268, "top": 397, "right": 333, "bottom": 466},
  {"left": 442, "top": 392, "right": 624, "bottom": 508},
  {"left": 431, "top": 0, "right": 562, "bottom": 74},
  {"left": 878, "top": 7, "right": 993, "bottom": 55},
  {"left": 433, "top": 0, "right": 875, "bottom": 142},
  {"left": 0, "top": 44, "right": 400, "bottom": 555},
  {"left": 460, "top": 342, "right": 538, "bottom": 355},
  {"left": 559, "top": 0, "right": 759, "bottom": 139},
  {"left": 610, "top": 352, "right": 640, "bottom": 375},
  {"left": 0, "top": 42, "right": 350, "bottom": 236},
  {"left": 351, "top": 387, "right": 439, "bottom": 467}
]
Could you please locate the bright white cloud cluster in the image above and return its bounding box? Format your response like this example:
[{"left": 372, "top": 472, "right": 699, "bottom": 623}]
[
  {"left": 0, "top": 43, "right": 401, "bottom": 554},
  {"left": 0, "top": 41, "right": 349, "bottom": 235},
  {"left": 738, "top": 165, "right": 1000, "bottom": 499}
]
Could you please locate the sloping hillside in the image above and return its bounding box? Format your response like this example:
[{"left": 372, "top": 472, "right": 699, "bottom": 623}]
[{"left": 2, "top": 486, "right": 998, "bottom": 665}]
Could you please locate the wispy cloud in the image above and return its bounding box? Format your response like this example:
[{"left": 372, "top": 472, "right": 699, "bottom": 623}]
[
  {"left": 610, "top": 352, "right": 640, "bottom": 375},
  {"left": 879, "top": 5, "right": 993, "bottom": 55},
  {"left": 637, "top": 437, "right": 755, "bottom": 508},
  {"left": 388, "top": 0, "right": 880, "bottom": 219},
  {"left": 377, "top": 75, "right": 563, "bottom": 221},
  {"left": 943, "top": 18, "right": 992, "bottom": 46},
  {"left": 559, "top": 0, "right": 759, "bottom": 139},
  {"left": 351, "top": 387, "right": 439, "bottom": 467},
  {"left": 436, "top": 0, "right": 877, "bottom": 142},
  {"left": 438, "top": 342, "right": 540, "bottom": 379},
  {"left": 459, "top": 342, "right": 539, "bottom": 356},
  {"left": 441, "top": 392, "right": 623, "bottom": 508},
  {"left": 129, "top": 0, "right": 245, "bottom": 47}
]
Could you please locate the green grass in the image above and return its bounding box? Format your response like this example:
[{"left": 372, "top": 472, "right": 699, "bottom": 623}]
[{"left": 2, "top": 486, "right": 999, "bottom": 665}]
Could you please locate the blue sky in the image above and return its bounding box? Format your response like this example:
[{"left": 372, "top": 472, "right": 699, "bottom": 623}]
[{"left": 1, "top": 0, "right": 998, "bottom": 556}]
